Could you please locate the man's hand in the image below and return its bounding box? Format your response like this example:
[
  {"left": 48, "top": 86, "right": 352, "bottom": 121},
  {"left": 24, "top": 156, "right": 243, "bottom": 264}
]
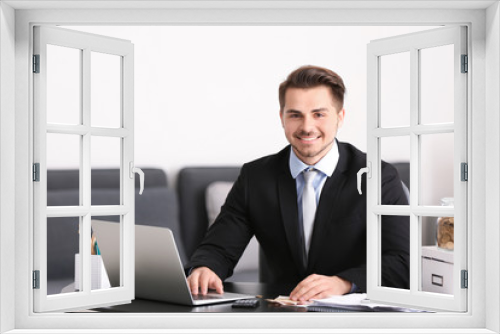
[
  {"left": 289, "top": 274, "right": 352, "bottom": 302},
  {"left": 186, "top": 266, "right": 224, "bottom": 295}
]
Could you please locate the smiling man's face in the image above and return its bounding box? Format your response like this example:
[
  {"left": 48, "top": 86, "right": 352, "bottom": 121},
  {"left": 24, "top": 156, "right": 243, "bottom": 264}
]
[{"left": 280, "top": 86, "right": 345, "bottom": 166}]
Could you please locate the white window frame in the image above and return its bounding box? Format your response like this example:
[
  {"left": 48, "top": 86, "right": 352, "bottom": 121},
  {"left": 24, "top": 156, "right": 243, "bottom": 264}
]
[
  {"left": 32, "top": 25, "right": 136, "bottom": 312},
  {"left": 366, "top": 26, "right": 468, "bottom": 312},
  {"left": 1, "top": 2, "right": 499, "bottom": 333}
]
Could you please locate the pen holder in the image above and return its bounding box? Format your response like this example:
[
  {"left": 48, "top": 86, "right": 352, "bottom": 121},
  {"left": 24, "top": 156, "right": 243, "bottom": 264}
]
[{"left": 74, "top": 254, "right": 111, "bottom": 291}]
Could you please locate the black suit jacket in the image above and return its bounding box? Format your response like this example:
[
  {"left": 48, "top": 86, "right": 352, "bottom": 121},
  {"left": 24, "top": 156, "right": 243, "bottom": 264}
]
[{"left": 187, "top": 142, "right": 410, "bottom": 292}]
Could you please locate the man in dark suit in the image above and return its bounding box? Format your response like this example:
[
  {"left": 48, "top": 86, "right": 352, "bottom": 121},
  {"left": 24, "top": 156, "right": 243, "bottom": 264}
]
[{"left": 186, "top": 65, "right": 409, "bottom": 301}]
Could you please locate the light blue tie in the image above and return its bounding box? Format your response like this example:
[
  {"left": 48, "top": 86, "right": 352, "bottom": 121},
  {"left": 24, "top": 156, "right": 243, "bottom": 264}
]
[{"left": 302, "top": 169, "right": 318, "bottom": 257}]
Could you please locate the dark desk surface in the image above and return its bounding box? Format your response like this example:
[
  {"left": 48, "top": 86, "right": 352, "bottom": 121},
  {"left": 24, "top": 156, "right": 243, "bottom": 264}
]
[{"left": 92, "top": 282, "right": 308, "bottom": 313}]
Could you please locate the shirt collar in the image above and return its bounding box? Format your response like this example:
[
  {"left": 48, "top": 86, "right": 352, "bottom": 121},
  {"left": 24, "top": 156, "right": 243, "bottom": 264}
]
[{"left": 289, "top": 140, "right": 339, "bottom": 179}]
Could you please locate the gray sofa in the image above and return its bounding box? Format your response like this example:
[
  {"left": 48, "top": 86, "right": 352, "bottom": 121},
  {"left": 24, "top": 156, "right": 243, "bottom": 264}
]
[{"left": 47, "top": 162, "right": 410, "bottom": 293}]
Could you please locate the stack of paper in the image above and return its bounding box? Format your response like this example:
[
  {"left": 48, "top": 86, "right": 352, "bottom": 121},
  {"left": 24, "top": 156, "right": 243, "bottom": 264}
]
[
  {"left": 311, "top": 293, "right": 429, "bottom": 312},
  {"left": 267, "top": 294, "right": 429, "bottom": 312},
  {"left": 74, "top": 254, "right": 112, "bottom": 291}
]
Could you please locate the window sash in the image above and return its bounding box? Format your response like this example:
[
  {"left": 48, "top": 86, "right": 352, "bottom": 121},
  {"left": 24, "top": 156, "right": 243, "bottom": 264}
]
[
  {"left": 33, "top": 25, "right": 135, "bottom": 312},
  {"left": 366, "top": 25, "right": 468, "bottom": 312}
]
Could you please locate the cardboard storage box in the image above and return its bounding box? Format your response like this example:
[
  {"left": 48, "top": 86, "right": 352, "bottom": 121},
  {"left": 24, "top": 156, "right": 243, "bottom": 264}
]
[{"left": 421, "top": 246, "right": 454, "bottom": 294}]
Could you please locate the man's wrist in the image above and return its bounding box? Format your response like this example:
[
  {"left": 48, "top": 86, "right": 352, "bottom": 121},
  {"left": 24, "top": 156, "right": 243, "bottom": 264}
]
[
  {"left": 334, "top": 276, "right": 355, "bottom": 294},
  {"left": 349, "top": 282, "right": 359, "bottom": 294}
]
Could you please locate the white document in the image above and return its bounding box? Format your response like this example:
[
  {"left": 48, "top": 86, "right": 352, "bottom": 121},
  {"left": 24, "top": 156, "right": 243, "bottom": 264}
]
[
  {"left": 267, "top": 293, "right": 429, "bottom": 312},
  {"left": 311, "top": 293, "right": 429, "bottom": 312}
]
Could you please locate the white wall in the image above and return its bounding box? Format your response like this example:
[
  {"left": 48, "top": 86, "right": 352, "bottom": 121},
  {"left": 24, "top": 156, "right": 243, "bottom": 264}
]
[
  {"left": 56, "top": 25, "right": 437, "bottom": 184},
  {"left": 0, "top": 2, "right": 16, "bottom": 333},
  {"left": 486, "top": 3, "right": 500, "bottom": 332}
]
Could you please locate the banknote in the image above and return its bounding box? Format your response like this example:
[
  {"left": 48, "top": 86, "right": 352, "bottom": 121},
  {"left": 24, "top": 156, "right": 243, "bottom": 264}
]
[{"left": 266, "top": 295, "right": 311, "bottom": 306}]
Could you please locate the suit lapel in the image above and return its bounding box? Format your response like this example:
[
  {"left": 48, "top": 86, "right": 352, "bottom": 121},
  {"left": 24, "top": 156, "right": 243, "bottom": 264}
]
[
  {"left": 307, "top": 143, "right": 350, "bottom": 271},
  {"left": 278, "top": 169, "right": 307, "bottom": 276}
]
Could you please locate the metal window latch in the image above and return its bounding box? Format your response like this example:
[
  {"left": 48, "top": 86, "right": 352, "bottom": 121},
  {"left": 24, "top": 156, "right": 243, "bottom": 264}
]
[
  {"left": 129, "top": 162, "right": 145, "bottom": 195},
  {"left": 357, "top": 162, "right": 372, "bottom": 195}
]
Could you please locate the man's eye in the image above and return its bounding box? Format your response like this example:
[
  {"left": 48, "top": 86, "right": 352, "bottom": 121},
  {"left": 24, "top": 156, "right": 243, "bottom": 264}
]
[{"left": 314, "top": 113, "right": 325, "bottom": 118}]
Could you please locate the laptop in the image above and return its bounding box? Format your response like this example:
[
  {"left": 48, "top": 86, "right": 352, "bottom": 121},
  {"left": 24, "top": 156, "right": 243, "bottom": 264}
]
[{"left": 91, "top": 220, "right": 254, "bottom": 306}]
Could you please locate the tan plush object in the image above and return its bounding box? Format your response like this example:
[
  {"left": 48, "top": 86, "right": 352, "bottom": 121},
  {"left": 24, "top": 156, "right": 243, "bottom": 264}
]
[
  {"left": 205, "top": 181, "right": 234, "bottom": 226},
  {"left": 205, "top": 181, "right": 260, "bottom": 273},
  {"left": 437, "top": 217, "right": 454, "bottom": 250}
]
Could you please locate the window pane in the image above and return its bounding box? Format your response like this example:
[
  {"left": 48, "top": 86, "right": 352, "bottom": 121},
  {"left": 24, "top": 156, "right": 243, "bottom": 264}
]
[
  {"left": 420, "top": 133, "right": 454, "bottom": 206},
  {"left": 91, "top": 217, "right": 121, "bottom": 290},
  {"left": 381, "top": 215, "right": 410, "bottom": 290},
  {"left": 421, "top": 216, "right": 454, "bottom": 295},
  {"left": 46, "top": 44, "right": 81, "bottom": 125},
  {"left": 47, "top": 217, "right": 81, "bottom": 295},
  {"left": 380, "top": 52, "right": 410, "bottom": 128},
  {"left": 47, "top": 133, "right": 81, "bottom": 206},
  {"left": 380, "top": 136, "right": 410, "bottom": 205},
  {"left": 91, "top": 136, "right": 121, "bottom": 205},
  {"left": 91, "top": 52, "right": 121, "bottom": 128},
  {"left": 420, "top": 45, "right": 454, "bottom": 125}
]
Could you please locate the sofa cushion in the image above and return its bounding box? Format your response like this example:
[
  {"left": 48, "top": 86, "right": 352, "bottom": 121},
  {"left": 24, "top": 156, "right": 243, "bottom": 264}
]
[
  {"left": 205, "top": 181, "right": 234, "bottom": 226},
  {"left": 205, "top": 181, "right": 259, "bottom": 277}
]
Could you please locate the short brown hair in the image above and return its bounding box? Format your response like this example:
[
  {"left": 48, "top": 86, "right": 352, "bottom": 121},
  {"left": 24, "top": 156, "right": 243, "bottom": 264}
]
[{"left": 279, "top": 65, "right": 346, "bottom": 112}]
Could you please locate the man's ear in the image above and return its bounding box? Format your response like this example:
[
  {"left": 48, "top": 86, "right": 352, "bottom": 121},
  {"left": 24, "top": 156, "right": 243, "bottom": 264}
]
[
  {"left": 279, "top": 110, "right": 285, "bottom": 127},
  {"left": 337, "top": 108, "right": 346, "bottom": 128}
]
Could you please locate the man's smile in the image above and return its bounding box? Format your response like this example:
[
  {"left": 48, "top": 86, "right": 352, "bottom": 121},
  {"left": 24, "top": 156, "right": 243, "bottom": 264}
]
[{"left": 296, "top": 134, "right": 321, "bottom": 142}]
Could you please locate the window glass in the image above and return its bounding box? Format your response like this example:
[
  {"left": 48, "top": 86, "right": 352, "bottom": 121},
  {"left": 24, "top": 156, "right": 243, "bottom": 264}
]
[
  {"left": 91, "top": 217, "right": 122, "bottom": 290},
  {"left": 420, "top": 133, "right": 454, "bottom": 206},
  {"left": 47, "top": 216, "right": 81, "bottom": 295},
  {"left": 91, "top": 52, "right": 121, "bottom": 128},
  {"left": 380, "top": 136, "right": 411, "bottom": 205},
  {"left": 46, "top": 44, "right": 81, "bottom": 125},
  {"left": 420, "top": 215, "right": 454, "bottom": 295},
  {"left": 380, "top": 52, "right": 410, "bottom": 128},
  {"left": 380, "top": 215, "right": 410, "bottom": 290},
  {"left": 91, "top": 136, "right": 121, "bottom": 205},
  {"left": 46, "top": 133, "right": 81, "bottom": 206},
  {"left": 420, "top": 45, "right": 454, "bottom": 125}
]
